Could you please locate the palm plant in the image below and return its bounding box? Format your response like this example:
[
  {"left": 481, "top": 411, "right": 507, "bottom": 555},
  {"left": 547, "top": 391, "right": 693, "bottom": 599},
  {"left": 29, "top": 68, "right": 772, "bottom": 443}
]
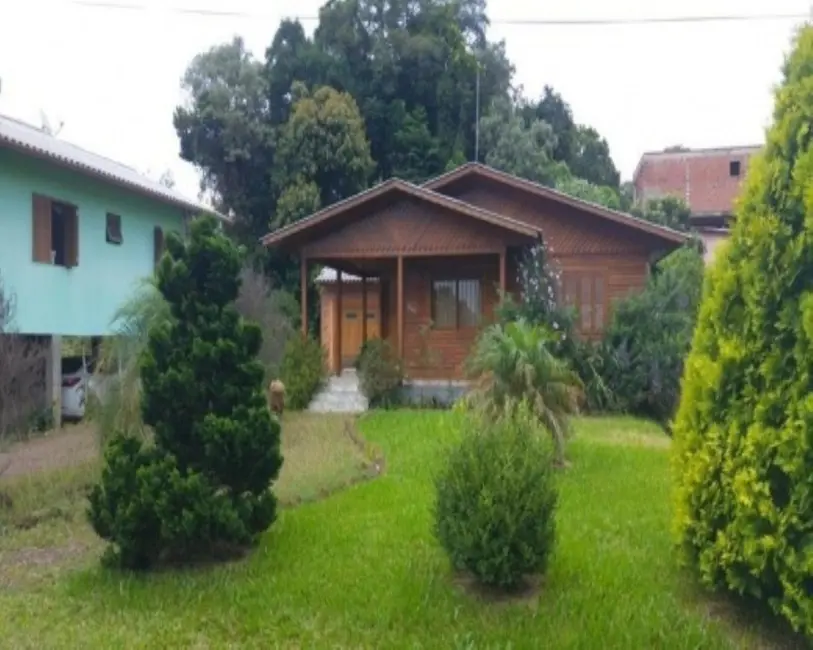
[
  {"left": 465, "top": 320, "right": 583, "bottom": 466},
  {"left": 93, "top": 277, "right": 170, "bottom": 446}
]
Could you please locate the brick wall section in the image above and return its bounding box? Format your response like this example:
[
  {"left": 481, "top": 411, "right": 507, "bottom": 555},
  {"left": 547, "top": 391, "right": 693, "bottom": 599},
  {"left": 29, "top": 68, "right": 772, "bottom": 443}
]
[{"left": 633, "top": 148, "right": 759, "bottom": 216}]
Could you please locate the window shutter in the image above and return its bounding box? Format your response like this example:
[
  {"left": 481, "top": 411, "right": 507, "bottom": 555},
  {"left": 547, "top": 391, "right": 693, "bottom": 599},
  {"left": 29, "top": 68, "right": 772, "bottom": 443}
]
[
  {"left": 65, "top": 207, "right": 79, "bottom": 268},
  {"left": 31, "top": 194, "right": 52, "bottom": 263},
  {"left": 153, "top": 226, "right": 164, "bottom": 267}
]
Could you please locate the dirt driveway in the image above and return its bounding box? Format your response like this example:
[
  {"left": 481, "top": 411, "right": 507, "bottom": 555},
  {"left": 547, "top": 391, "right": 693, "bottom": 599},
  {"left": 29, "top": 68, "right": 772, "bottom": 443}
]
[{"left": 0, "top": 423, "right": 98, "bottom": 479}]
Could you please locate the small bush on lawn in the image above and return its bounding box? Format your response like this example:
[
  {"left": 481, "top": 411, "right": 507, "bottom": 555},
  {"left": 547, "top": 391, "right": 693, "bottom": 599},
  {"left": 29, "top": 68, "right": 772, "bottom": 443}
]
[
  {"left": 88, "top": 216, "right": 283, "bottom": 570},
  {"left": 357, "top": 338, "right": 404, "bottom": 408},
  {"left": 673, "top": 27, "right": 813, "bottom": 637},
  {"left": 434, "top": 402, "right": 558, "bottom": 590},
  {"left": 280, "top": 336, "right": 326, "bottom": 410}
]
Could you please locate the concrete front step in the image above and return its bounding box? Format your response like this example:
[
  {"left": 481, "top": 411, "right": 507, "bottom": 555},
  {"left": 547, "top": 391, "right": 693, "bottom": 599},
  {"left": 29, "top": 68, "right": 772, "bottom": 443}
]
[{"left": 307, "top": 369, "right": 368, "bottom": 413}]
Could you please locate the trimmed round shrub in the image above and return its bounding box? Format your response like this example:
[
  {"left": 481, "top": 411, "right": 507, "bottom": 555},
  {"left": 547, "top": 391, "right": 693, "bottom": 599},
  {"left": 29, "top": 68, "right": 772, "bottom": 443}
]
[
  {"left": 357, "top": 338, "right": 403, "bottom": 408},
  {"left": 434, "top": 403, "right": 558, "bottom": 589},
  {"left": 280, "top": 335, "right": 326, "bottom": 410},
  {"left": 672, "top": 27, "right": 813, "bottom": 636}
]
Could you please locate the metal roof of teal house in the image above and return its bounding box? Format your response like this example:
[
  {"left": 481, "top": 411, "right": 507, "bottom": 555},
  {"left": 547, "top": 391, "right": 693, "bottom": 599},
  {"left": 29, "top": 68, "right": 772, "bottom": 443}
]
[{"left": 0, "top": 113, "right": 227, "bottom": 220}]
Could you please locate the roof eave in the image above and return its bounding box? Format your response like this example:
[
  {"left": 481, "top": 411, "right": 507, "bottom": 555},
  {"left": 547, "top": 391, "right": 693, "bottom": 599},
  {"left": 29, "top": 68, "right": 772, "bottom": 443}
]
[
  {"left": 424, "top": 163, "right": 687, "bottom": 247},
  {"left": 261, "top": 177, "right": 540, "bottom": 248},
  {"left": 0, "top": 137, "right": 229, "bottom": 222}
]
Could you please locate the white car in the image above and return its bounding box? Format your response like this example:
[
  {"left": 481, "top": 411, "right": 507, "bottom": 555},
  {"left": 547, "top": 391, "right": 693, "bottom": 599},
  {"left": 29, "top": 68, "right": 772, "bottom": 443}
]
[{"left": 61, "top": 356, "right": 91, "bottom": 420}]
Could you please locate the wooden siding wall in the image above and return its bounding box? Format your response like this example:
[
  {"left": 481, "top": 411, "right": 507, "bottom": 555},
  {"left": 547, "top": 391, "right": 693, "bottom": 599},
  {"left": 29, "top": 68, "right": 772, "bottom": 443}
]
[
  {"left": 444, "top": 180, "right": 653, "bottom": 341},
  {"left": 402, "top": 256, "right": 499, "bottom": 380},
  {"left": 318, "top": 251, "right": 649, "bottom": 379},
  {"left": 308, "top": 178, "right": 662, "bottom": 380},
  {"left": 445, "top": 180, "right": 658, "bottom": 256}
]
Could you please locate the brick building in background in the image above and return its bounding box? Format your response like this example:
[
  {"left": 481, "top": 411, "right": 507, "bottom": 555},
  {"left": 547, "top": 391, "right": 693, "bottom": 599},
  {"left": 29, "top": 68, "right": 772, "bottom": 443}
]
[{"left": 632, "top": 145, "right": 761, "bottom": 262}]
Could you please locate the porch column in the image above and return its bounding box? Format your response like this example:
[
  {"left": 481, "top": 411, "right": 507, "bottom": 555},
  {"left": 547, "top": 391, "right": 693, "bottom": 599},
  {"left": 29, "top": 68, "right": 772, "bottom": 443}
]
[
  {"left": 397, "top": 256, "right": 404, "bottom": 361},
  {"left": 499, "top": 248, "right": 507, "bottom": 295},
  {"left": 334, "top": 270, "right": 343, "bottom": 375},
  {"left": 300, "top": 256, "right": 308, "bottom": 338},
  {"left": 361, "top": 275, "right": 368, "bottom": 345}
]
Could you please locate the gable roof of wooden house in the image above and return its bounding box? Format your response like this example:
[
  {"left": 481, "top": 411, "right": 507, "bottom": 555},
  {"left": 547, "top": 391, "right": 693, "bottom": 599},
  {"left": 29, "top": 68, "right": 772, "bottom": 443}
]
[
  {"left": 261, "top": 176, "right": 541, "bottom": 250},
  {"left": 423, "top": 162, "right": 686, "bottom": 245},
  {"left": 263, "top": 164, "right": 687, "bottom": 255}
]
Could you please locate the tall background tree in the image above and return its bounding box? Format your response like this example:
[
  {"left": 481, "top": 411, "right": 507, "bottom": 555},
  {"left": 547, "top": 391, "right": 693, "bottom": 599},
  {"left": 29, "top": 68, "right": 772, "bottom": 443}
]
[{"left": 174, "top": 0, "right": 639, "bottom": 300}]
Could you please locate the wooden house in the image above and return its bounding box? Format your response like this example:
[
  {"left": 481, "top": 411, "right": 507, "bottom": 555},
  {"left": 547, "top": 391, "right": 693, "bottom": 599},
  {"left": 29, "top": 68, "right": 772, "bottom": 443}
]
[{"left": 262, "top": 163, "right": 687, "bottom": 381}]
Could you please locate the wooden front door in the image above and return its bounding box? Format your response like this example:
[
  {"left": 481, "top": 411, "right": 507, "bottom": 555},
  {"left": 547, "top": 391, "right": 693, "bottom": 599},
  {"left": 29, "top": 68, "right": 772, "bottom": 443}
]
[{"left": 342, "top": 306, "right": 380, "bottom": 367}]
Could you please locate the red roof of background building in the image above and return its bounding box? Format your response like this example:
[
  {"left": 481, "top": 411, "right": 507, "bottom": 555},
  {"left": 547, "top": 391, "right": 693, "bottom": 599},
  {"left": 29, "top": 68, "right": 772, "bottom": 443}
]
[{"left": 632, "top": 145, "right": 761, "bottom": 217}]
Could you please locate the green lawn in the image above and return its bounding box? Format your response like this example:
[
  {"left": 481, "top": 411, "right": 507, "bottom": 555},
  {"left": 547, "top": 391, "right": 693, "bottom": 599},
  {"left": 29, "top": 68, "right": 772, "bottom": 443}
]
[{"left": 0, "top": 412, "right": 802, "bottom": 648}]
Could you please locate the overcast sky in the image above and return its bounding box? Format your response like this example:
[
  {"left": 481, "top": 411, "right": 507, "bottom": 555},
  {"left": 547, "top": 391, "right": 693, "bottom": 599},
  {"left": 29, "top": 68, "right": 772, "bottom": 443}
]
[{"left": 0, "top": 0, "right": 808, "bottom": 203}]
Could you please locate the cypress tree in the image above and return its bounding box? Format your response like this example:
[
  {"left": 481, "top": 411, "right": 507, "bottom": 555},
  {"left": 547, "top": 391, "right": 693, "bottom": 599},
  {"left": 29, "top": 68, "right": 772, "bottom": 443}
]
[
  {"left": 89, "top": 216, "right": 283, "bottom": 569},
  {"left": 673, "top": 27, "right": 813, "bottom": 635}
]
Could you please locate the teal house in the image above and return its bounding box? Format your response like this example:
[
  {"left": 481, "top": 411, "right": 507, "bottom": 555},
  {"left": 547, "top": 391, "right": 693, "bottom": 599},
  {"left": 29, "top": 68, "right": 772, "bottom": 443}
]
[
  {"left": 0, "top": 113, "right": 226, "bottom": 424},
  {"left": 0, "top": 113, "right": 226, "bottom": 337}
]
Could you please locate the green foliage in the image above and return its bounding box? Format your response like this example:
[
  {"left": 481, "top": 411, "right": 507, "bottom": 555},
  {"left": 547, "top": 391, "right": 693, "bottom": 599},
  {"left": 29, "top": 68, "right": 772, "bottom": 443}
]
[
  {"left": 524, "top": 86, "right": 620, "bottom": 189},
  {"left": 95, "top": 277, "right": 170, "bottom": 445},
  {"left": 272, "top": 178, "right": 321, "bottom": 231},
  {"left": 89, "top": 436, "right": 258, "bottom": 570},
  {"left": 434, "top": 403, "right": 558, "bottom": 589},
  {"left": 280, "top": 336, "right": 326, "bottom": 410},
  {"left": 88, "top": 216, "right": 283, "bottom": 569},
  {"left": 465, "top": 321, "right": 582, "bottom": 465},
  {"left": 273, "top": 84, "right": 374, "bottom": 217},
  {"left": 631, "top": 196, "right": 692, "bottom": 232},
  {"left": 601, "top": 245, "right": 704, "bottom": 427},
  {"left": 357, "top": 338, "right": 404, "bottom": 408},
  {"left": 391, "top": 106, "right": 443, "bottom": 183},
  {"left": 173, "top": 37, "right": 276, "bottom": 247},
  {"left": 95, "top": 268, "right": 295, "bottom": 444},
  {"left": 569, "top": 125, "right": 620, "bottom": 189},
  {"left": 479, "top": 98, "right": 570, "bottom": 186},
  {"left": 495, "top": 240, "right": 574, "bottom": 335},
  {"left": 174, "top": 3, "right": 621, "bottom": 311},
  {"left": 673, "top": 27, "right": 813, "bottom": 637},
  {"left": 555, "top": 176, "right": 621, "bottom": 209}
]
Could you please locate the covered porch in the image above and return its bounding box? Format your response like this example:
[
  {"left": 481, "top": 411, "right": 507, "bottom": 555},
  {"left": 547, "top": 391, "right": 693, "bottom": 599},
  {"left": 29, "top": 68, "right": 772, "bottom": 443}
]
[{"left": 304, "top": 251, "right": 516, "bottom": 377}]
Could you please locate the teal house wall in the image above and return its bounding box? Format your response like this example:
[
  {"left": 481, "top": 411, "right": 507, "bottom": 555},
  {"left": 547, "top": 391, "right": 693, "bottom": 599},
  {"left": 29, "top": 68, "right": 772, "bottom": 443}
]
[{"left": 0, "top": 148, "right": 186, "bottom": 336}]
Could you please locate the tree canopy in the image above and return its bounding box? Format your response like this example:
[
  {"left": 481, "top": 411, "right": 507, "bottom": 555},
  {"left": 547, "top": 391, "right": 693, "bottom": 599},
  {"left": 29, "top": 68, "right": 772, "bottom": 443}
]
[{"left": 174, "top": 0, "right": 634, "bottom": 292}]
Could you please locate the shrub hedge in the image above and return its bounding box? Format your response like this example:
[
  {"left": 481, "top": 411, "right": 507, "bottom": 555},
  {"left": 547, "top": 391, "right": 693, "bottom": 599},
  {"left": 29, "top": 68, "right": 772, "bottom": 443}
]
[
  {"left": 280, "top": 335, "right": 326, "bottom": 410},
  {"left": 672, "top": 27, "right": 813, "bottom": 637},
  {"left": 434, "top": 402, "right": 558, "bottom": 589}
]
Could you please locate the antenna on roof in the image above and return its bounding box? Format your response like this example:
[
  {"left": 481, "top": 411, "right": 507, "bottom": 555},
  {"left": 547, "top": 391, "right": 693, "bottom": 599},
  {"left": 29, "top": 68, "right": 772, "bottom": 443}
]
[
  {"left": 39, "top": 110, "right": 64, "bottom": 137},
  {"left": 474, "top": 50, "right": 482, "bottom": 163}
]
